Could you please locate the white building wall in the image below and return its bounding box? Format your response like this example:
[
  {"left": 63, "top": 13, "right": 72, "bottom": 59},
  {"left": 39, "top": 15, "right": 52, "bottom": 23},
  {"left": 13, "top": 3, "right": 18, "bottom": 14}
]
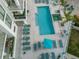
[
  {"left": 0, "top": 0, "right": 18, "bottom": 59},
  {"left": 0, "top": 0, "right": 17, "bottom": 37}
]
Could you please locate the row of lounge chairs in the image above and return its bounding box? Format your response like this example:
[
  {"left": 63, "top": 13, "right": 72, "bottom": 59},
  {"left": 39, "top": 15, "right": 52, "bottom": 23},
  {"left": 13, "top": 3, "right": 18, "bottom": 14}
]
[
  {"left": 22, "top": 25, "right": 31, "bottom": 54},
  {"left": 34, "top": 0, "right": 49, "bottom": 4},
  {"left": 33, "top": 42, "right": 43, "bottom": 51},
  {"left": 39, "top": 52, "right": 56, "bottom": 59},
  {"left": 33, "top": 40, "right": 63, "bottom": 51}
]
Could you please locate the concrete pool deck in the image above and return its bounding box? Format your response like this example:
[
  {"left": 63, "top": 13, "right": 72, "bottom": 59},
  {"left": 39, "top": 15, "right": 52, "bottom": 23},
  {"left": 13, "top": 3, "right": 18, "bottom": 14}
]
[
  {"left": 22, "top": 0, "right": 72, "bottom": 59},
  {"left": 27, "top": 2, "right": 61, "bottom": 42}
]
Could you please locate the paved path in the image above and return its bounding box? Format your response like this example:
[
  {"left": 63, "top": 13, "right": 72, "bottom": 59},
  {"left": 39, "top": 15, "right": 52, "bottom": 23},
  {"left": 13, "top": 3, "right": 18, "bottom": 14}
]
[{"left": 15, "top": 26, "right": 23, "bottom": 59}]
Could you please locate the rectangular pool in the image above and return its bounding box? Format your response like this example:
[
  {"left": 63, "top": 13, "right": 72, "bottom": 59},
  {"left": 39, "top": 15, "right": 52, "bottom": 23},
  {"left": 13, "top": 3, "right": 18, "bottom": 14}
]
[{"left": 36, "top": 6, "right": 55, "bottom": 35}]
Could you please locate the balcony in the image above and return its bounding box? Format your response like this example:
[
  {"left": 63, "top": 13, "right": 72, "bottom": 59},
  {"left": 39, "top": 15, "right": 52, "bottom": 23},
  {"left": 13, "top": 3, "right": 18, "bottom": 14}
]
[
  {"left": 5, "top": 0, "right": 25, "bottom": 12},
  {"left": 0, "top": 0, "right": 17, "bottom": 37},
  {"left": 13, "top": 9, "right": 26, "bottom": 19},
  {"left": 3, "top": 37, "right": 15, "bottom": 59},
  {"left": 0, "top": 31, "right": 5, "bottom": 59},
  {"left": 0, "top": 5, "right": 5, "bottom": 21}
]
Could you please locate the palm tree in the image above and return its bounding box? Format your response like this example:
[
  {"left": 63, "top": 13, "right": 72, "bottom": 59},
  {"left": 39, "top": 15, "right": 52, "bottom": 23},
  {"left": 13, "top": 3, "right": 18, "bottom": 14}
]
[
  {"left": 64, "top": 12, "right": 75, "bottom": 22},
  {"left": 60, "top": 0, "right": 65, "bottom": 6},
  {"left": 73, "top": 15, "right": 79, "bottom": 27},
  {"left": 60, "top": 0, "right": 75, "bottom": 26}
]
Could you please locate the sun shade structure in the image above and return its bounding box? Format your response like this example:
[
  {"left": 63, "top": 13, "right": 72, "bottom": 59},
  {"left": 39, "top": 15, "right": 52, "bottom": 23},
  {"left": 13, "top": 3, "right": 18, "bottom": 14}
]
[{"left": 43, "top": 38, "right": 53, "bottom": 48}]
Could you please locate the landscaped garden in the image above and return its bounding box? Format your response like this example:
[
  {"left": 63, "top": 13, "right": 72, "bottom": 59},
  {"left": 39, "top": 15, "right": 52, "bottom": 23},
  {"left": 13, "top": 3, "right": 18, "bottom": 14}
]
[
  {"left": 67, "top": 29, "right": 79, "bottom": 57},
  {"left": 60, "top": 0, "right": 79, "bottom": 57},
  {"left": 60, "top": 0, "right": 79, "bottom": 27},
  {"left": 74, "top": 15, "right": 79, "bottom": 27},
  {"left": 5, "top": 37, "right": 14, "bottom": 57}
]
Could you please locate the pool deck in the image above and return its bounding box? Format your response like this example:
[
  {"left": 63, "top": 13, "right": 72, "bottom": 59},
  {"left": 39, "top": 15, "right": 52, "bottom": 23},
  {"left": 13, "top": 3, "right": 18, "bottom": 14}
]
[
  {"left": 27, "top": 0, "right": 61, "bottom": 42},
  {"left": 22, "top": 0, "right": 72, "bottom": 59}
]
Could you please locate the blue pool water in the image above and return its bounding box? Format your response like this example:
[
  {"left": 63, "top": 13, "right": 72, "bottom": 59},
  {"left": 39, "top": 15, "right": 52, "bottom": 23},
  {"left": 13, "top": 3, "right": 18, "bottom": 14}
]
[
  {"left": 36, "top": 6, "right": 55, "bottom": 35},
  {"left": 43, "top": 38, "right": 53, "bottom": 48},
  {"left": 43, "top": 38, "right": 57, "bottom": 49}
]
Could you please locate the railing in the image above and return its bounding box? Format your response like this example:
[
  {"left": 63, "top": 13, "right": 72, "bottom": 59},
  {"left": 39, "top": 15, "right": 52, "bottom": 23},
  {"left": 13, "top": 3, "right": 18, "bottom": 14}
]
[
  {"left": 14, "top": 9, "right": 26, "bottom": 19},
  {"left": 14, "top": 15, "right": 26, "bottom": 19},
  {"left": 0, "top": 5, "right": 5, "bottom": 21},
  {"left": 5, "top": 14, "right": 12, "bottom": 28},
  {"left": 1, "top": 0, "right": 15, "bottom": 20},
  {"left": 61, "top": 21, "right": 73, "bottom": 59},
  {"left": 0, "top": 5, "right": 12, "bottom": 28},
  {"left": 0, "top": 32, "right": 5, "bottom": 59},
  {"left": 0, "top": 12, "right": 4, "bottom": 21},
  {"left": 0, "top": 0, "right": 16, "bottom": 29}
]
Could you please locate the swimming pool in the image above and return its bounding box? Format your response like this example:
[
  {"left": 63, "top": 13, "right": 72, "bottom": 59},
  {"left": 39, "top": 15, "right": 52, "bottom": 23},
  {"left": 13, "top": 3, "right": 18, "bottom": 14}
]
[{"left": 36, "top": 6, "right": 55, "bottom": 35}]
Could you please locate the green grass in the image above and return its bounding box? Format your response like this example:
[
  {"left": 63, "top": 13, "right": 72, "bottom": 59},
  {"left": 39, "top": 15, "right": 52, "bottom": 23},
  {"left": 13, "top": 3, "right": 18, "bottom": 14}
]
[
  {"left": 67, "top": 29, "right": 79, "bottom": 57},
  {"left": 60, "top": 0, "right": 65, "bottom": 6}
]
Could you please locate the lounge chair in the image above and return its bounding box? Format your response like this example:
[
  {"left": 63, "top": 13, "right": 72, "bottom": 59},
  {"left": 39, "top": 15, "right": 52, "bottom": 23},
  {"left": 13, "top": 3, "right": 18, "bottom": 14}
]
[
  {"left": 23, "top": 47, "right": 31, "bottom": 50},
  {"left": 52, "top": 40, "right": 57, "bottom": 48},
  {"left": 46, "top": 0, "right": 49, "bottom": 4},
  {"left": 59, "top": 40, "right": 63, "bottom": 48},
  {"left": 40, "top": 53, "right": 45, "bottom": 59},
  {"left": 38, "top": 42, "right": 42, "bottom": 49},
  {"left": 45, "top": 53, "right": 49, "bottom": 59},
  {"left": 22, "top": 42, "right": 30, "bottom": 45},
  {"left": 38, "top": 0, "right": 40, "bottom": 3},
  {"left": 26, "top": 25, "right": 31, "bottom": 27},
  {"left": 33, "top": 43, "right": 37, "bottom": 51},
  {"left": 23, "top": 28, "right": 30, "bottom": 32},
  {"left": 23, "top": 31, "right": 30, "bottom": 34},
  {"left": 23, "top": 36, "right": 30, "bottom": 40},
  {"left": 41, "top": 42, "right": 44, "bottom": 49},
  {"left": 51, "top": 52, "right": 56, "bottom": 59},
  {"left": 35, "top": 0, "right": 38, "bottom": 3},
  {"left": 24, "top": 25, "right": 31, "bottom": 27},
  {"left": 42, "top": 0, "right": 44, "bottom": 3}
]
